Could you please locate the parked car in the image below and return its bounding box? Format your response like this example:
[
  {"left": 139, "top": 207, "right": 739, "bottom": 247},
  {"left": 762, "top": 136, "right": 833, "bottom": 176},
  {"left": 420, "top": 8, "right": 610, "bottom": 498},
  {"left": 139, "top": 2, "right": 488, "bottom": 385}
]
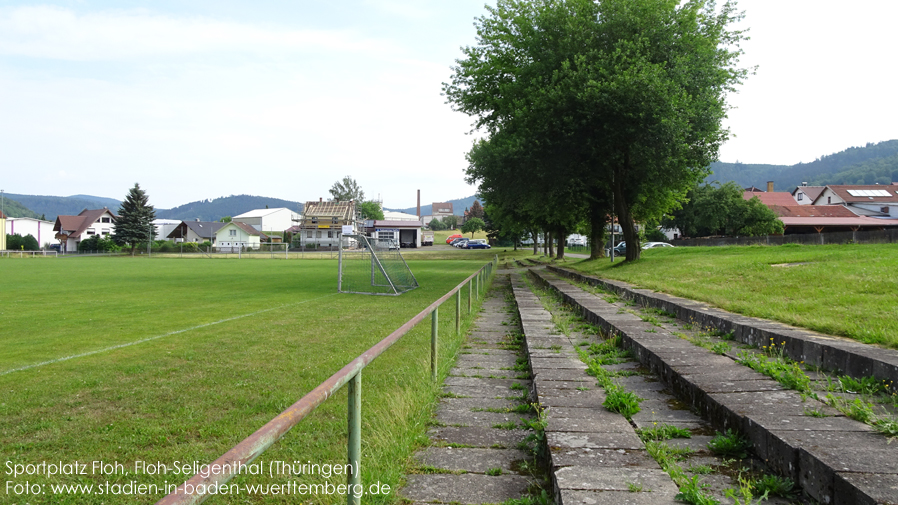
[
  {"left": 642, "top": 242, "right": 675, "bottom": 249},
  {"left": 465, "top": 241, "right": 491, "bottom": 249},
  {"left": 446, "top": 234, "right": 463, "bottom": 244},
  {"left": 453, "top": 238, "right": 470, "bottom": 248},
  {"left": 449, "top": 237, "right": 466, "bottom": 247}
]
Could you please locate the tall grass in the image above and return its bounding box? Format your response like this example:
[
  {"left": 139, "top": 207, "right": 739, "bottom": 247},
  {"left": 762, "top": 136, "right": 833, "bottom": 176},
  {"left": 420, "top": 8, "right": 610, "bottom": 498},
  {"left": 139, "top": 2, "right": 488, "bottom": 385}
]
[{"left": 567, "top": 244, "right": 898, "bottom": 348}]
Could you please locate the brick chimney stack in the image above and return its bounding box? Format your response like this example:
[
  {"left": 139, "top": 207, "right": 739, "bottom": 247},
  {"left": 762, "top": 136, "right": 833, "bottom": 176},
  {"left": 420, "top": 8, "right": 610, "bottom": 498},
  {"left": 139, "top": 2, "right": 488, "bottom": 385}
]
[{"left": 767, "top": 181, "right": 774, "bottom": 193}]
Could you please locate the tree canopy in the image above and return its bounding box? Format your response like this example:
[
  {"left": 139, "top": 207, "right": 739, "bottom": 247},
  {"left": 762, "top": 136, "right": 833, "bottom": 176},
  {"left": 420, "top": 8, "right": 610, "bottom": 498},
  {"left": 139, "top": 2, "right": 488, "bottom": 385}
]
[
  {"left": 357, "top": 200, "right": 385, "bottom": 220},
  {"left": 112, "top": 183, "right": 156, "bottom": 255},
  {"left": 329, "top": 176, "right": 365, "bottom": 202},
  {"left": 445, "top": 0, "right": 749, "bottom": 261},
  {"left": 461, "top": 217, "right": 485, "bottom": 237},
  {"left": 664, "top": 182, "right": 784, "bottom": 237}
]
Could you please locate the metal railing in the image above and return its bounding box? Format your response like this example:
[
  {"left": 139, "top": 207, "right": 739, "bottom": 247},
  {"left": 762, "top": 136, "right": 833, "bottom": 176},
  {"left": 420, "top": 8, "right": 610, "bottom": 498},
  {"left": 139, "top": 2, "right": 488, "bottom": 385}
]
[
  {"left": 156, "top": 255, "right": 499, "bottom": 505},
  {"left": 0, "top": 250, "right": 58, "bottom": 258}
]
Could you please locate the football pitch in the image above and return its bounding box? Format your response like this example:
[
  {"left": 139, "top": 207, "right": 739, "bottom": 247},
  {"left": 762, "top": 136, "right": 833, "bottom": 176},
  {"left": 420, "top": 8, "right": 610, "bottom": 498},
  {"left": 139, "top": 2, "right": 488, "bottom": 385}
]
[{"left": 0, "top": 256, "right": 489, "bottom": 504}]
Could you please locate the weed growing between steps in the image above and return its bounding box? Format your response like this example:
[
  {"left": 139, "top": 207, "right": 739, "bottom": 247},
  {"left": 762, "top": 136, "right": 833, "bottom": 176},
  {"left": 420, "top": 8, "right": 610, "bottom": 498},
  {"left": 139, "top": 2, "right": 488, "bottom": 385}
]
[{"left": 529, "top": 269, "right": 821, "bottom": 504}]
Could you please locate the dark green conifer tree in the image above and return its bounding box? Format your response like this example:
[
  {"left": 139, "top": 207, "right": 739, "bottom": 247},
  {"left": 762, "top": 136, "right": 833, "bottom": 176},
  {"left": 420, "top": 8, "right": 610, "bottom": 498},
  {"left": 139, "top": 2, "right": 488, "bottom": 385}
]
[{"left": 112, "top": 183, "right": 156, "bottom": 255}]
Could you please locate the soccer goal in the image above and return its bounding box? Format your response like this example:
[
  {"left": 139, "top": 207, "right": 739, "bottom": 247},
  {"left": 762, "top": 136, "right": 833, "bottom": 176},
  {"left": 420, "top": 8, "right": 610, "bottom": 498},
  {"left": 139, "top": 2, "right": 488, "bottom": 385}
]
[{"left": 338, "top": 234, "right": 418, "bottom": 295}]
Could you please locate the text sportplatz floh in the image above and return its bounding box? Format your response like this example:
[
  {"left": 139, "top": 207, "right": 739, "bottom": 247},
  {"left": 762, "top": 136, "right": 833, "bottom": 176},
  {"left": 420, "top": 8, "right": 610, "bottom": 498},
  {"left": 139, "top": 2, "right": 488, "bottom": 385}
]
[{"left": 5, "top": 459, "right": 392, "bottom": 498}]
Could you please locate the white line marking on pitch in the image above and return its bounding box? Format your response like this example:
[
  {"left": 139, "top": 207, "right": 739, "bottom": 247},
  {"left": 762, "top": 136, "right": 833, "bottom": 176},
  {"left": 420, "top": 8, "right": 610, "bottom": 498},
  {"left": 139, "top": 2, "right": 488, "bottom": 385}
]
[{"left": 1, "top": 293, "right": 339, "bottom": 376}]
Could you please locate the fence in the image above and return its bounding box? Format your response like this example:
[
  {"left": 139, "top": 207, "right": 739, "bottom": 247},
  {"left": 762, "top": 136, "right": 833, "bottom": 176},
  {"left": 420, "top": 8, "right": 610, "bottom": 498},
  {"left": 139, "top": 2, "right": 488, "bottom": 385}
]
[
  {"left": 670, "top": 227, "right": 898, "bottom": 248},
  {"left": 0, "top": 250, "right": 58, "bottom": 258},
  {"left": 156, "top": 256, "right": 499, "bottom": 505}
]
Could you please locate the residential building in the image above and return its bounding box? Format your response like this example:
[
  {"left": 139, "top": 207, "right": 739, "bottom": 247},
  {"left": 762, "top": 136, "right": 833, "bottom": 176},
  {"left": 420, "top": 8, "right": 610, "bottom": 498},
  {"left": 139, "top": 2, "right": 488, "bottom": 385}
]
[
  {"left": 233, "top": 208, "right": 301, "bottom": 233},
  {"left": 791, "top": 185, "right": 825, "bottom": 205},
  {"left": 53, "top": 208, "right": 118, "bottom": 252},
  {"left": 167, "top": 220, "right": 225, "bottom": 244},
  {"left": 298, "top": 199, "right": 357, "bottom": 248},
  {"left": 214, "top": 221, "right": 265, "bottom": 252},
  {"left": 810, "top": 185, "right": 898, "bottom": 217},
  {"left": 5, "top": 217, "right": 56, "bottom": 248}
]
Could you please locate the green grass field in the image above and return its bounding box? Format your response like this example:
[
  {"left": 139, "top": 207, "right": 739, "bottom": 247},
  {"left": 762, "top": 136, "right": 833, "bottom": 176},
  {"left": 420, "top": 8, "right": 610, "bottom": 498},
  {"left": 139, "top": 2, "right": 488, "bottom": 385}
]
[
  {"left": 0, "top": 256, "right": 490, "bottom": 504},
  {"left": 561, "top": 243, "right": 898, "bottom": 348}
]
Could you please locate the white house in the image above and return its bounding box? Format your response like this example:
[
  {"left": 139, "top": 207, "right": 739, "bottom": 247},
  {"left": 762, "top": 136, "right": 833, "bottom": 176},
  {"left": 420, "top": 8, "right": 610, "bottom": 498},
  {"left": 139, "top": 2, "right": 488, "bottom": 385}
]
[
  {"left": 811, "top": 185, "right": 898, "bottom": 217},
  {"left": 6, "top": 217, "right": 56, "bottom": 248},
  {"left": 233, "top": 208, "right": 301, "bottom": 233},
  {"left": 53, "top": 208, "right": 118, "bottom": 252},
  {"left": 214, "top": 221, "right": 264, "bottom": 252},
  {"left": 167, "top": 220, "right": 225, "bottom": 244}
]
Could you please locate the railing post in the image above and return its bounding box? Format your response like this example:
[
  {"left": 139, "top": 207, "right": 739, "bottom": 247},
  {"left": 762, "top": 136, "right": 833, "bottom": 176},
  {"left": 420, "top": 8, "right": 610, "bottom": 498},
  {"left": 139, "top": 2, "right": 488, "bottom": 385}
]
[
  {"left": 468, "top": 280, "right": 472, "bottom": 313},
  {"left": 431, "top": 307, "right": 438, "bottom": 381},
  {"left": 347, "top": 371, "right": 361, "bottom": 505},
  {"left": 456, "top": 289, "right": 461, "bottom": 335}
]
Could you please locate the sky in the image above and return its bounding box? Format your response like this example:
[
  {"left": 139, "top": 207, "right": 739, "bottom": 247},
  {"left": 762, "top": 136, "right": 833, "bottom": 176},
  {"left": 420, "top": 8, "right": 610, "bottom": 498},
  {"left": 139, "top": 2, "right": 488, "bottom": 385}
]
[{"left": 1, "top": 1, "right": 897, "bottom": 209}]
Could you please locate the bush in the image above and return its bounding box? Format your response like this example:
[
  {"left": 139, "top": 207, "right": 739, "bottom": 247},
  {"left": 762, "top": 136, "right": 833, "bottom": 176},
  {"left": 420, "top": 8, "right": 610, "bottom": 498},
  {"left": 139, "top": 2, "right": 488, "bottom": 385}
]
[
  {"left": 6, "top": 234, "right": 24, "bottom": 250},
  {"left": 181, "top": 242, "right": 199, "bottom": 253}
]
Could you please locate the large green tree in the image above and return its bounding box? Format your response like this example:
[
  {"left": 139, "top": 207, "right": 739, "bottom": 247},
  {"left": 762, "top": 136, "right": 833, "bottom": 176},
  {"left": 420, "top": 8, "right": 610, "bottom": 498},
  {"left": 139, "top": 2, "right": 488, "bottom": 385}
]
[
  {"left": 461, "top": 217, "right": 485, "bottom": 238},
  {"left": 445, "top": 0, "right": 749, "bottom": 261},
  {"left": 112, "top": 183, "right": 156, "bottom": 255},
  {"left": 664, "top": 182, "right": 784, "bottom": 237},
  {"left": 329, "top": 176, "right": 365, "bottom": 202}
]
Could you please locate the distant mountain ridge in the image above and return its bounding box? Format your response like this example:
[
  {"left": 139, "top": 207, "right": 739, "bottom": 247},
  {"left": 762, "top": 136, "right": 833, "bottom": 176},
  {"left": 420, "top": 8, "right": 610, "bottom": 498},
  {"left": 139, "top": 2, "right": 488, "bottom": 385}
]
[
  {"left": 386, "top": 195, "right": 480, "bottom": 217},
  {"left": 156, "top": 195, "right": 303, "bottom": 221},
  {"left": 709, "top": 140, "right": 898, "bottom": 190},
  {"left": 0, "top": 197, "right": 41, "bottom": 219},
  {"left": 3, "top": 194, "right": 121, "bottom": 221}
]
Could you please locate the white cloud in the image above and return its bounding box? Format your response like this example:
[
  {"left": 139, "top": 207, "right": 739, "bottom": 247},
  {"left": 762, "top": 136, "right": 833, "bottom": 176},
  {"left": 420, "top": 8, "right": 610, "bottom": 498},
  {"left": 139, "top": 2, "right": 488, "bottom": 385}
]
[{"left": 0, "top": 6, "right": 400, "bottom": 60}]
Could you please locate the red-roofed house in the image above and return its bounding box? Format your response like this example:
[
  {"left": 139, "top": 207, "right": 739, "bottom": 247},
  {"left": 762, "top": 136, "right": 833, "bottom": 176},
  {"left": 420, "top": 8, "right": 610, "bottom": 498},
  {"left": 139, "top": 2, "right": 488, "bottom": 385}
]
[
  {"left": 811, "top": 185, "right": 898, "bottom": 217},
  {"left": 53, "top": 208, "right": 118, "bottom": 252},
  {"left": 765, "top": 204, "right": 898, "bottom": 233}
]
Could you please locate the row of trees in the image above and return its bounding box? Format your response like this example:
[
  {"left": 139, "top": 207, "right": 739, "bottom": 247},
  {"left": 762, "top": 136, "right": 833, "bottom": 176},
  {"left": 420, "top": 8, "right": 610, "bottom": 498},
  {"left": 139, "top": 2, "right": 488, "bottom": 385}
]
[{"left": 445, "top": 0, "right": 751, "bottom": 261}]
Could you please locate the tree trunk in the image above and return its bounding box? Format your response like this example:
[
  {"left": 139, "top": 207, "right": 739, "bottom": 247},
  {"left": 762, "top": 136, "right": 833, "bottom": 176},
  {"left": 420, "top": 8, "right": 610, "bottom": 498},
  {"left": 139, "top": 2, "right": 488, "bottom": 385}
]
[
  {"left": 588, "top": 199, "right": 606, "bottom": 260},
  {"left": 613, "top": 170, "right": 640, "bottom": 261},
  {"left": 556, "top": 226, "right": 565, "bottom": 261},
  {"left": 547, "top": 231, "right": 554, "bottom": 258}
]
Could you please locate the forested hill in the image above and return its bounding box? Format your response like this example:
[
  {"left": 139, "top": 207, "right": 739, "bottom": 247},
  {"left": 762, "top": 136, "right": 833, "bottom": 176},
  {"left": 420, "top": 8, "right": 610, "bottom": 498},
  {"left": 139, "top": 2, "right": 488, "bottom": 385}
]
[
  {"left": 3, "top": 194, "right": 121, "bottom": 221},
  {"left": 156, "top": 195, "right": 303, "bottom": 221},
  {"left": 387, "top": 195, "right": 480, "bottom": 217},
  {"left": 1, "top": 197, "right": 41, "bottom": 219},
  {"left": 709, "top": 139, "right": 898, "bottom": 190}
]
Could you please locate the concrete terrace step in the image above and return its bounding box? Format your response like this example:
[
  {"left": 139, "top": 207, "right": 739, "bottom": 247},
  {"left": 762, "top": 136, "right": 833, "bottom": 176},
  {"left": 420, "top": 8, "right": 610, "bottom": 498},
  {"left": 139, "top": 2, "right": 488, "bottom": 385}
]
[
  {"left": 530, "top": 266, "right": 898, "bottom": 505},
  {"left": 509, "top": 274, "right": 681, "bottom": 505},
  {"left": 399, "top": 275, "right": 543, "bottom": 505},
  {"left": 546, "top": 264, "right": 898, "bottom": 391}
]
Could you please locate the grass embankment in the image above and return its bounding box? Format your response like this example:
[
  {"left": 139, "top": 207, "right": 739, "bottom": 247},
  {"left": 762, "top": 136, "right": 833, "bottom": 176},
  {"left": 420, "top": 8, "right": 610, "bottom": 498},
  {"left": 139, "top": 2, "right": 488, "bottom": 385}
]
[
  {"left": 0, "top": 257, "right": 490, "bottom": 504},
  {"left": 559, "top": 244, "right": 898, "bottom": 348}
]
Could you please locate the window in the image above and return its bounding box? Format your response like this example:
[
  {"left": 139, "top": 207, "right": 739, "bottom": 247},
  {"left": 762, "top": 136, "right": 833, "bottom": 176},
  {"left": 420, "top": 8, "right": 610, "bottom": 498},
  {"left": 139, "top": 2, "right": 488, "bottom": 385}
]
[
  {"left": 882, "top": 207, "right": 890, "bottom": 214},
  {"left": 86, "top": 230, "right": 96, "bottom": 235},
  {"left": 101, "top": 217, "right": 111, "bottom": 223},
  {"left": 307, "top": 231, "right": 312, "bottom": 238},
  {"left": 229, "top": 229, "right": 237, "bottom": 237},
  {"left": 827, "top": 197, "right": 831, "bottom": 204},
  {"left": 316, "top": 231, "right": 322, "bottom": 238},
  {"left": 328, "top": 231, "right": 333, "bottom": 238},
  {"left": 797, "top": 193, "right": 803, "bottom": 201}
]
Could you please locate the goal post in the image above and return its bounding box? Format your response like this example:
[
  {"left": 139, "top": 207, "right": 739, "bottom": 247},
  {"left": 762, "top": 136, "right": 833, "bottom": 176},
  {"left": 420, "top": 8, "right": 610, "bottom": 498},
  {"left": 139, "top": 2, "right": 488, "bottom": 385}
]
[{"left": 338, "top": 234, "right": 418, "bottom": 295}]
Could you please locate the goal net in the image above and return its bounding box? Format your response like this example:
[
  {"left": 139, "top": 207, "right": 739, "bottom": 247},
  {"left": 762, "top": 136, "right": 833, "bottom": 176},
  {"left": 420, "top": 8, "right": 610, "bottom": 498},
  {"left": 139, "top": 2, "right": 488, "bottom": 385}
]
[{"left": 338, "top": 234, "right": 419, "bottom": 295}]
